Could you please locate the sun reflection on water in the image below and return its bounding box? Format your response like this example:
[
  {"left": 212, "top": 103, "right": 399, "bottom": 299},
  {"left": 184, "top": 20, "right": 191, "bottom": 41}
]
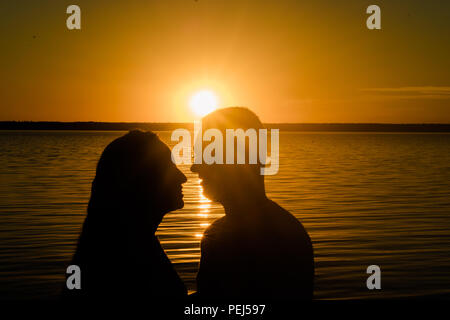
[{"left": 196, "top": 185, "right": 211, "bottom": 237}]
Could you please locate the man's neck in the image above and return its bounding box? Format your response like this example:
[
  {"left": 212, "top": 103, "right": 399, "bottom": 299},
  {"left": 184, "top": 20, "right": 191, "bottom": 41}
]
[{"left": 222, "top": 192, "right": 270, "bottom": 217}]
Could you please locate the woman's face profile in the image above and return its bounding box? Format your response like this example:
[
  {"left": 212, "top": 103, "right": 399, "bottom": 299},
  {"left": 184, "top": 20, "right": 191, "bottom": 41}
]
[{"left": 146, "top": 140, "right": 187, "bottom": 214}]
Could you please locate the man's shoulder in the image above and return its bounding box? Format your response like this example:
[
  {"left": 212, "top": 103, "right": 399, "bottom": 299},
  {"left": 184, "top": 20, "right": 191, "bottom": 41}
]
[
  {"left": 266, "top": 201, "right": 312, "bottom": 241},
  {"left": 205, "top": 215, "right": 226, "bottom": 230},
  {"left": 266, "top": 200, "right": 300, "bottom": 223},
  {"left": 202, "top": 216, "right": 228, "bottom": 241}
]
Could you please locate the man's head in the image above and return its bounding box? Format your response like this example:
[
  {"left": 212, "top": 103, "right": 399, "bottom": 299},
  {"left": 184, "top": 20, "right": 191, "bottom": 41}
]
[{"left": 191, "top": 107, "right": 266, "bottom": 206}]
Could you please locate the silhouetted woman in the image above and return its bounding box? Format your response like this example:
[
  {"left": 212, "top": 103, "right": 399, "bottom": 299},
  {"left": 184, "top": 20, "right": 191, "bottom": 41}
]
[{"left": 63, "top": 130, "right": 187, "bottom": 300}]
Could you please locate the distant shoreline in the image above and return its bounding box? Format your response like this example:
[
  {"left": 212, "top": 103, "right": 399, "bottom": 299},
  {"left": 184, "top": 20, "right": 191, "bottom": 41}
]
[{"left": 1, "top": 121, "right": 450, "bottom": 132}]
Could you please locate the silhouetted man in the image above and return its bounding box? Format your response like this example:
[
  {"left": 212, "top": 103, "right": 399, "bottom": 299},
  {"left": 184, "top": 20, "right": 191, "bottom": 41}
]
[{"left": 191, "top": 107, "right": 314, "bottom": 299}]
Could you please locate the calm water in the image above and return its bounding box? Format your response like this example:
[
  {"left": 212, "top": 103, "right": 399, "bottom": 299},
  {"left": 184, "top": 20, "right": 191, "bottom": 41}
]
[{"left": 1, "top": 130, "right": 450, "bottom": 300}]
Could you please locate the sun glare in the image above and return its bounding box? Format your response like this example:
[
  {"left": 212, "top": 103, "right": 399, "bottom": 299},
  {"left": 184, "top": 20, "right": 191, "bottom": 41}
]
[{"left": 189, "top": 90, "right": 218, "bottom": 117}]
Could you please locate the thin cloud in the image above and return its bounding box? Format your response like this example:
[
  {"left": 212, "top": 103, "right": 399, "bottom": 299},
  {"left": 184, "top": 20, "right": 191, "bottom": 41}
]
[{"left": 361, "top": 86, "right": 450, "bottom": 99}]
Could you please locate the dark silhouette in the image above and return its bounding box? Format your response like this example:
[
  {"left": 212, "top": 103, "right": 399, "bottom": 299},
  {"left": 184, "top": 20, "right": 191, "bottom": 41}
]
[
  {"left": 191, "top": 107, "right": 314, "bottom": 299},
  {"left": 63, "top": 130, "right": 187, "bottom": 300}
]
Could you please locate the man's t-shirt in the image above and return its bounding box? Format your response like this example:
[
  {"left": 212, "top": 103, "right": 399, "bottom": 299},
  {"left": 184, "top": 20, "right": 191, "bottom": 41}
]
[{"left": 197, "top": 200, "right": 314, "bottom": 299}]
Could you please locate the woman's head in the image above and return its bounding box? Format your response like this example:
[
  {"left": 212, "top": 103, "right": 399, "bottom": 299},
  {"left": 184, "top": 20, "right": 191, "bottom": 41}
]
[{"left": 88, "top": 130, "right": 186, "bottom": 226}]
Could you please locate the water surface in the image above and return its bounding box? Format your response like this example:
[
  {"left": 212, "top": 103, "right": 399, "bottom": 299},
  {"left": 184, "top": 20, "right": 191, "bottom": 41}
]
[{"left": 1, "top": 130, "right": 449, "bottom": 299}]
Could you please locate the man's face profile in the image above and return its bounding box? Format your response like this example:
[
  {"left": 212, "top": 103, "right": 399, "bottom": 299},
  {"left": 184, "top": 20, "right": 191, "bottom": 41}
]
[
  {"left": 190, "top": 163, "right": 239, "bottom": 203},
  {"left": 191, "top": 149, "right": 262, "bottom": 204}
]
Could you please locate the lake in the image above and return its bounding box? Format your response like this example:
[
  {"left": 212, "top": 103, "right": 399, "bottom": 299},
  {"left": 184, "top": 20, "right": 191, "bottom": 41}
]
[{"left": 1, "top": 130, "right": 450, "bottom": 299}]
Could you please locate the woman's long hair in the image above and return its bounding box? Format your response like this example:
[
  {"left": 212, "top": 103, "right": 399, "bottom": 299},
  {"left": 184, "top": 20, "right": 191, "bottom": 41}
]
[
  {"left": 64, "top": 130, "right": 187, "bottom": 299},
  {"left": 71, "top": 131, "right": 164, "bottom": 290},
  {"left": 89, "top": 130, "right": 160, "bottom": 213}
]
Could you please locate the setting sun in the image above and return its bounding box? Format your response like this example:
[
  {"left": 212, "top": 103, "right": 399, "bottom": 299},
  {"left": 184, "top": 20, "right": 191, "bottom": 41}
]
[{"left": 189, "top": 90, "right": 218, "bottom": 117}]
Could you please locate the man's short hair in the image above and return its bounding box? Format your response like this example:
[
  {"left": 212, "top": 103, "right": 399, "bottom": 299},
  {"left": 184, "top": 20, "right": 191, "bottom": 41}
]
[
  {"left": 203, "top": 107, "right": 264, "bottom": 132},
  {"left": 201, "top": 107, "right": 267, "bottom": 170}
]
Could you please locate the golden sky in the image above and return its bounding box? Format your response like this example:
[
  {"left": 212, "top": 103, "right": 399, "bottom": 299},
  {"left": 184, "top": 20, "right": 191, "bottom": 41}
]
[{"left": 1, "top": 0, "right": 449, "bottom": 123}]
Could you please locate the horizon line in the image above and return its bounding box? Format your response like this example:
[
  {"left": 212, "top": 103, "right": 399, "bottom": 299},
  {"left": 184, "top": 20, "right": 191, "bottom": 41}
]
[
  {"left": 2, "top": 121, "right": 450, "bottom": 132},
  {"left": 2, "top": 120, "right": 450, "bottom": 125}
]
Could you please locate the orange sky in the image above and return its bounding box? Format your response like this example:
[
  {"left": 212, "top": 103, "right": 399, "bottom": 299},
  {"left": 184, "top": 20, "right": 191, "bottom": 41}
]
[{"left": 1, "top": 0, "right": 449, "bottom": 123}]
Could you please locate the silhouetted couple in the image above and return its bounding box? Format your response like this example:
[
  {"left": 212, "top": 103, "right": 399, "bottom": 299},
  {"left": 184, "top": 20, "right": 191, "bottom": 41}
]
[{"left": 63, "top": 107, "right": 314, "bottom": 300}]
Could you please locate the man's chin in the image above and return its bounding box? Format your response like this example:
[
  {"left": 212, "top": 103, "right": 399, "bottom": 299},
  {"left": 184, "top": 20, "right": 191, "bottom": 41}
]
[
  {"left": 200, "top": 183, "right": 221, "bottom": 202},
  {"left": 202, "top": 190, "right": 219, "bottom": 202}
]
